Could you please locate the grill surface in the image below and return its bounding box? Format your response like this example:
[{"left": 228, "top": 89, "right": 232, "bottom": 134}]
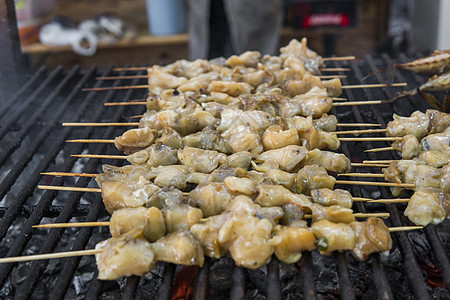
[{"left": 0, "top": 54, "right": 449, "bottom": 300}]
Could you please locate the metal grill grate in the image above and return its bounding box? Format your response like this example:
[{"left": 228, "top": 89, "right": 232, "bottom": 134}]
[{"left": 0, "top": 55, "right": 448, "bottom": 300}]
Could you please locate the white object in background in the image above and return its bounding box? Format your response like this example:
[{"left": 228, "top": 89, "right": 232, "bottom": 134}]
[
  {"left": 145, "top": 0, "right": 186, "bottom": 36},
  {"left": 39, "top": 22, "right": 98, "bottom": 56}
]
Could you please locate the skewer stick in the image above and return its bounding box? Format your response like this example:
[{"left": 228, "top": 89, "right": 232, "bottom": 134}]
[
  {"left": 365, "top": 147, "right": 395, "bottom": 153},
  {"left": 320, "top": 67, "right": 350, "bottom": 72},
  {"left": 97, "top": 75, "right": 147, "bottom": 80},
  {"left": 336, "top": 123, "right": 381, "bottom": 127},
  {"left": 323, "top": 56, "right": 356, "bottom": 61},
  {"left": 363, "top": 160, "right": 395, "bottom": 164},
  {"left": 63, "top": 123, "right": 139, "bottom": 127},
  {"left": 335, "top": 180, "right": 415, "bottom": 188},
  {"left": 319, "top": 75, "right": 347, "bottom": 79},
  {"left": 105, "top": 102, "right": 147, "bottom": 106},
  {"left": 113, "top": 67, "right": 148, "bottom": 71},
  {"left": 41, "top": 172, "right": 97, "bottom": 178},
  {"left": 130, "top": 115, "right": 143, "bottom": 119},
  {"left": 72, "top": 154, "right": 127, "bottom": 159},
  {"left": 38, "top": 185, "right": 101, "bottom": 193},
  {"left": 339, "top": 137, "right": 402, "bottom": 142},
  {"left": 333, "top": 128, "right": 388, "bottom": 135},
  {"left": 333, "top": 100, "right": 386, "bottom": 106},
  {"left": 33, "top": 222, "right": 110, "bottom": 228},
  {"left": 368, "top": 198, "right": 410, "bottom": 203},
  {"left": 388, "top": 226, "right": 423, "bottom": 232},
  {"left": 66, "top": 139, "right": 115, "bottom": 143},
  {"left": 303, "top": 212, "right": 390, "bottom": 219},
  {"left": 337, "top": 173, "right": 385, "bottom": 178},
  {"left": 341, "top": 83, "right": 407, "bottom": 89},
  {"left": 82, "top": 83, "right": 407, "bottom": 92},
  {"left": 350, "top": 163, "right": 389, "bottom": 168},
  {"left": 0, "top": 249, "right": 103, "bottom": 264}
]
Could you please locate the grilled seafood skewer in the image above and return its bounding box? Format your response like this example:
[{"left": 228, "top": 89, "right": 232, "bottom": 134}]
[{"left": 394, "top": 50, "right": 450, "bottom": 75}]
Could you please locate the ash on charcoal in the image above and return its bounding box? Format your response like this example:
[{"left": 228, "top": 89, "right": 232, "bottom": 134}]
[
  {"left": 136, "top": 263, "right": 164, "bottom": 300},
  {"left": 311, "top": 251, "right": 339, "bottom": 295},
  {"left": 346, "top": 254, "right": 371, "bottom": 297}
]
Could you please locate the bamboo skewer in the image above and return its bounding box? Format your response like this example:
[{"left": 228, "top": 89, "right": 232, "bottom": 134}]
[
  {"left": 363, "top": 160, "right": 395, "bottom": 164},
  {"left": 322, "top": 56, "right": 356, "bottom": 61},
  {"left": 334, "top": 180, "right": 414, "bottom": 188},
  {"left": 67, "top": 137, "right": 401, "bottom": 143},
  {"left": 104, "top": 102, "right": 147, "bottom": 106},
  {"left": 82, "top": 83, "right": 408, "bottom": 92},
  {"left": 365, "top": 147, "right": 395, "bottom": 153},
  {"left": 63, "top": 123, "right": 139, "bottom": 127},
  {"left": 350, "top": 163, "right": 389, "bottom": 168},
  {"left": 38, "top": 185, "right": 102, "bottom": 193},
  {"left": 0, "top": 249, "right": 103, "bottom": 264},
  {"left": 41, "top": 172, "right": 97, "bottom": 178},
  {"left": 339, "top": 137, "right": 402, "bottom": 142},
  {"left": 97, "top": 74, "right": 347, "bottom": 80},
  {"left": 333, "top": 100, "right": 387, "bottom": 106},
  {"left": 333, "top": 128, "right": 388, "bottom": 135},
  {"left": 320, "top": 67, "right": 350, "bottom": 72},
  {"left": 0, "top": 224, "right": 422, "bottom": 264},
  {"left": 336, "top": 123, "right": 381, "bottom": 127},
  {"left": 337, "top": 173, "right": 385, "bottom": 178},
  {"left": 368, "top": 199, "right": 410, "bottom": 203},
  {"left": 72, "top": 154, "right": 127, "bottom": 159},
  {"left": 33, "top": 222, "right": 110, "bottom": 228}
]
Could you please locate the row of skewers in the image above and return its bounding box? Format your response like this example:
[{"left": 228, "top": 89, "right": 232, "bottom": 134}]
[{"left": 2, "top": 39, "right": 448, "bottom": 283}]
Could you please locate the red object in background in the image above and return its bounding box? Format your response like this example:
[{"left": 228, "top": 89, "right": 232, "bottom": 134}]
[
  {"left": 301, "top": 13, "right": 349, "bottom": 28},
  {"left": 171, "top": 266, "right": 198, "bottom": 300}
]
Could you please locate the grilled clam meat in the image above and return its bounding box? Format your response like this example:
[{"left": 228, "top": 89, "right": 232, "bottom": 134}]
[
  {"left": 264, "top": 169, "right": 297, "bottom": 191},
  {"left": 146, "top": 186, "right": 185, "bottom": 209},
  {"left": 152, "top": 230, "right": 204, "bottom": 266},
  {"left": 222, "top": 124, "right": 263, "bottom": 154},
  {"left": 189, "top": 182, "right": 236, "bottom": 217},
  {"left": 148, "top": 165, "right": 189, "bottom": 190},
  {"left": 298, "top": 127, "right": 320, "bottom": 150},
  {"left": 262, "top": 125, "right": 300, "bottom": 150},
  {"left": 310, "top": 204, "right": 355, "bottom": 224},
  {"left": 296, "top": 165, "right": 336, "bottom": 195},
  {"left": 427, "top": 109, "right": 450, "bottom": 134},
  {"left": 311, "top": 220, "right": 356, "bottom": 255},
  {"left": 270, "top": 225, "right": 316, "bottom": 263},
  {"left": 217, "top": 108, "right": 273, "bottom": 134},
  {"left": 300, "top": 149, "right": 351, "bottom": 174},
  {"left": 280, "top": 204, "right": 305, "bottom": 225},
  {"left": 318, "top": 130, "right": 340, "bottom": 151},
  {"left": 96, "top": 167, "right": 161, "bottom": 213},
  {"left": 95, "top": 229, "right": 155, "bottom": 280},
  {"left": 392, "top": 135, "right": 420, "bottom": 159},
  {"left": 420, "top": 128, "right": 450, "bottom": 152},
  {"left": 313, "top": 113, "right": 338, "bottom": 132},
  {"left": 404, "top": 188, "right": 450, "bottom": 226},
  {"left": 350, "top": 217, "right": 392, "bottom": 261},
  {"left": 225, "top": 151, "right": 253, "bottom": 169},
  {"left": 127, "top": 143, "right": 178, "bottom": 166},
  {"left": 155, "top": 127, "right": 183, "bottom": 149},
  {"left": 419, "top": 71, "right": 450, "bottom": 92},
  {"left": 110, "top": 207, "right": 165, "bottom": 242},
  {"left": 440, "top": 165, "right": 450, "bottom": 193},
  {"left": 162, "top": 204, "right": 203, "bottom": 232},
  {"left": 279, "top": 38, "right": 324, "bottom": 75},
  {"left": 226, "top": 51, "right": 261, "bottom": 68},
  {"left": 165, "top": 58, "right": 212, "bottom": 78},
  {"left": 310, "top": 188, "right": 353, "bottom": 208},
  {"left": 182, "top": 126, "right": 231, "bottom": 153},
  {"left": 208, "top": 80, "right": 253, "bottom": 97},
  {"left": 178, "top": 146, "right": 227, "bottom": 173},
  {"left": 147, "top": 66, "right": 188, "bottom": 93},
  {"left": 223, "top": 176, "right": 257, "bottom": 196},
  {"left": 282, "top": 73, "right": 323, "bottom": 96},
  {"left": 386, "top": 111, "right": 430, "bottom": 139},
  {"left": 417, "top": 150, "right": 450, "bottom": 168},
  {"left": 114, "top": 127, "right": 157, "bottom": 154},
  {"left": 382, "top": 160, "right": 443, "bottom": 196},
  {"left": 256, "top": 145, "right": 308, "bottom": 172},
  {"left": 218, "top": 215, "right": 273, "bottom": 269},
  {"left": 276, "top": 86, "right": 332, "bottom": 118},
  {"left": 254, "top": 184, "right": 312, "bottom": 208}
]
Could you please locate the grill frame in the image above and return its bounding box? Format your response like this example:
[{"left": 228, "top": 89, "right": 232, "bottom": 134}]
[{"left": 0, "top": 55, "right": 448, "bottom": 299}]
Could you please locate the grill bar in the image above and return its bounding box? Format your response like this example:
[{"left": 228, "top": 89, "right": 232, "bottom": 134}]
[
  {"left": 299, "top": 252, "right": 316, "bottom": 300},
  {"left": 158, "top": 263, "right": 176, "bottom": 300},
  {"left": 14, "top": 67, "right": 148, "bottom": 299},
  {"left": 266, "top": 258, "right": 281, "bottom": 300},
  {"left": 193, "top": 257, "right": 211, "bottom": 299},
  {"left": 230, "top": 266, "right": 245, "bottom": 300}
]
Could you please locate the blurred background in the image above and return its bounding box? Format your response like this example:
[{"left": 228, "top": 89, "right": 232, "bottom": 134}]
[{"left": 6, "top": 0, "right": 450, "bottom": 70}]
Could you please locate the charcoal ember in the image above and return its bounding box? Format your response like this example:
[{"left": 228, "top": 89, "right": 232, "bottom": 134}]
[
  {"left": 279, "top": 263, "right": 302, "bottom": 298},
  {"left": 136, "top": 265, "right": 164, "bottom": 300},
  {"left": 247, "top": 265, "right": 267, "bottom": 292},
  {"left": 311, "top": 251, "right": 339, "bottom": 295},
  {"left": 0, "top": 278, "right": 13, "bottom": 297},
  {"left": 73, "top": 272, "right": 95, "bottom": 295},
  {"left": 208, "top": 257, "right": 234, "bottom": 292},
  {"left": 408, "top": 231, "right": 437, "bottom": 268},
  {"left": 346, "top": 254, "right": 371, "bottom": 297},
  {"left": 430, "top": 287, "right": 450, "bottom": 299}
]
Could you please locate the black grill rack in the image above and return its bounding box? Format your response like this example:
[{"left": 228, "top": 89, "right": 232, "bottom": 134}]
[{"left": 0, "top": 55, "right": 448, "bottom": 300}]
